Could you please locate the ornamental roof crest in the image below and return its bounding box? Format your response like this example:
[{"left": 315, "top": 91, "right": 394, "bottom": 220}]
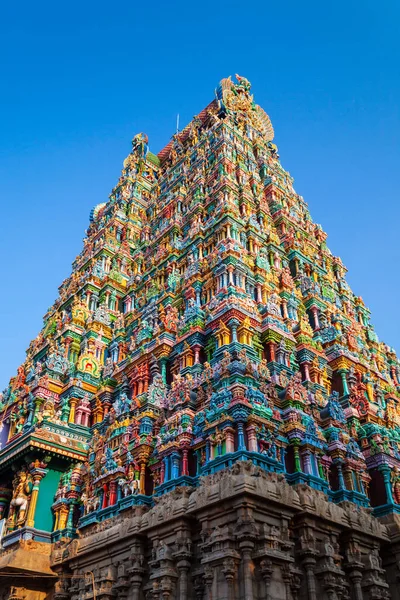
[{"left": 216, "top": 74, "right": 274, "bottom": 141}]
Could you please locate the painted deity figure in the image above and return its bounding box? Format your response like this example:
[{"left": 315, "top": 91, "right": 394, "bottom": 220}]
[
  {"left": 148, "top": 373, "right": 166, "bottom": 407},
  {"left": 161, "top": 304, "right": 179, "bottom": 332},
  {"left": 7, "top": 469, "right": 33, "bottom": 530},
  {"left": 41, "top": 399, "right": 56, "bottom": 422}
]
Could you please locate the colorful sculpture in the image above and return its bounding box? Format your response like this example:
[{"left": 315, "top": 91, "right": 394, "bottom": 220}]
[
  {"left": 0, "top": 75, "right": 399, "bottom": 599},
  {"left": 6, "top": 468, "right": 33, "bottom": 530}
]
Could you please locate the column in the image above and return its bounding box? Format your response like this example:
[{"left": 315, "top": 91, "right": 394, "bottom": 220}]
[
  {"left": 109, "top": 481, "right": 118, "bottom": 505},
  {"left": 348, "top": 570, "right": 364, "bottom": 600},
  {"left": 229, "top": 319, "right": 239, "bottom": 343},
  {"left": 225, "top": 428, "right": 235, "bottom": 454},
  {"left": 379, "top": 464, "right": 395, "bottom": 505},
  {"left": 302, "top": 450, "right": 312, "bottom": 475},
  {"left": 53, "top": 508, "right": 60, "bottom": 532},
  {"left": 336, "top": 462, "right": 346, "bottom": 491},
  {"left": 25, "top": 464, "right": 48, "bottom": 528},
  {"left": 182, "top": 448, "right": 189, "bottom": 477},
  {"left": 391, "top": 367, "right": 399, "bottom": 386},
  {"left": 237, "top": 422, "right": 246, "bottom": 451},
  {"left": 260, "top": 559, "right": 273, "bottom": 600},
  {"left": 246, "top": 425, "right": 258, "bottom": 452},
  {"left": 316, "top": 456, "right": 325, "bottom": 480},
  {"left": 160, "top": 460, "right": 165, "bottom": 484},
  {"left": 293, "top": 445, "right": 302, "bottom": 473},
  {"left": 68, "top": 398, "right": 78, "bottom": 424},
  {"left": 240, "top": 542, "right": 255, "bottom": 600},
  {"left": 338, "top": 369, "right": 350, "bottom": 396},
  {"left": 281, "top": 300, "right": 289, "bottom": 319},
  {"left": 357, "top": 473, "right": 365, "bottom": 495},
  {"left": 139, "top": 463, "right": 146, "bottom": 494},
  {"left": 83, "top": 410, "right": 90, "bottom": 427},
  {"left": 302, "top": 558, "right": 317, "bottom": 600},
  {"left": 310, "top": 306, "right": 320, "bottom": 330},
  {"left": 193, "top": 345, "right": 201, "bottom": 365},
  {"left": 344, "top": 467, "right": 354, "bottom": 491},
  {"left": 102, "top": 483, "right": 109, "bottom": 509},
  {"left": 24, "top": 397, "right": 35, "bottom": 431},
  {"left": 130, "top": 567, "right": 145, "bottom": 599},
  {"left": 171, "top": 453, "right": 180, "bottom": 479},
  {"left": 66, "top": 501, "right": 76, "bottom": 529},
  {"left": 57, "top": 505, "right": 69, "bottom": 531},
  {"left": 160, "top": 358, "right": 168, "bottom": 385},
  {"left": 210, "top": 441, "right": 215, "bottom": 460},
  {"left": 177, "top": 559, "right": 191, "bottom": 599},
  {"left": 205, "top": 440, "right": 211, "bottom": 462},
  {"left": 75, "top": 408, "right": 82, "bottom": 426},
  {"left": 268, "top": 342, "right": 276, "bottom": 362},
  {"left": 303, "top": 362, "right": 311, "bottom": 382},
  {"left": 196, "top": 450, "right": 202, "bottom": 475}
]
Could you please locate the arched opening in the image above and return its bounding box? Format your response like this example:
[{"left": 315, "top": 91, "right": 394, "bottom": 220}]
[
  {"left": 331, "top": 372, "right": 344, "bottom": 397},
  {"left": 368, "top": 469, "right": 387, "bottom": 507},
  {"left": 285, "top": 446, "right": 295, "bottom": 474},
  {"left": 188, "top": 450, "right": 197, "bottom": 477},
  {"left": 145, "top": 465, "right": 154, "bottom": 496},
  {"left": 328, "top": 464, "right": 340, "bottom": 491}
]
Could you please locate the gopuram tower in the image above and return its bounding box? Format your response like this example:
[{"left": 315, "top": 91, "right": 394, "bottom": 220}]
[{"left": 1, "top": 75, "right": 400, "bottom": 600}]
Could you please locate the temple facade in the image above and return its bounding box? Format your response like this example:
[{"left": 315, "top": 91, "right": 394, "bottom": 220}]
[{"left": 1, "top": 75, "right": 400, "bottom": 600}]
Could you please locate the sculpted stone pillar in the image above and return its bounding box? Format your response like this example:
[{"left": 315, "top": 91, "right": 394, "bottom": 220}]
[
  {"left": 139, "top": 462, "right": 146, "bottom": 494},
  {"left": 348, "top": 569, "right": 363, "bottom": 600},
  {"left": 181, "top": 447, "right": 189, "bottom": 477},
  {"left": 298, "top": 531, "right": 318, "bottom": 600},
  {"left": 203, "top": 565, "right": 214, "bottom": 600},
  {"left": 53, "top": 576, "right": 71, "bottom": 600},
  {"left": 222, "top": 557, "right": 237, "bottom": 600},
  {"left": 246, "top": 425, "right": 258, "bottom": 452},
  {"left": 240, "top": 540, "right": 255, "bottom": 600},
  {"left": 225, "top": 428, "right": 235, "bottom": 453},
  {"left": 68, "top": 398, "right": 78, "bottom": 423},
  {"left": 174, "top": 534, "right": 192, "bottom": 600},
  {"left": 57, "top": 504, "right": 69, "bottom": 531},
  {"left": 302, "top": 556, "right": 317, "bottom": 600},
  {"left": 344, "top": 541, "right": 364, "bottom": 600},
  {"left": 337, "top": 368, "right": 350, "bottom": 396},
  {"left": 128, "top": 541, "right": 145, "bottom": 600},
  {"left": 260, "top": 558, "right": 273, "bottom": 600},
  {"left": 113, "top": 562, "right": 130, "bottom": 599},
  {"left": 176, "top": 558, "right": 191, "bottom": 599},
  {"left": 379, "top": 463, "right": 395, "bottom": 505},
  {"left": 25, "top": 461, "right": 48, "bottom": 528}
]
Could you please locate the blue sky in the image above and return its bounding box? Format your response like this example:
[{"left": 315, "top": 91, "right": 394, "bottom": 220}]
[{"left": 0, "top": 1, "right": 399, "bottom": 389}]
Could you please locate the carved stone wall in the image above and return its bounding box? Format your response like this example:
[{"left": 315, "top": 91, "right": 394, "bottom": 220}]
[{"left": 31, "top": 463, "right": 396, "bottom": 600}]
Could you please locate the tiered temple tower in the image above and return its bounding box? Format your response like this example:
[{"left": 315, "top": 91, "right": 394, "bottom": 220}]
[{"left": 1, "top": 75, "right": 400, "bottom": 600}]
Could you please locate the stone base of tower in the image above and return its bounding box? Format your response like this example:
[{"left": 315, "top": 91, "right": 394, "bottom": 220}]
[
  {"left": 0, "top": 538, "right": 56, "bottom": 600},
  {"left": 35, "top": 461, "right": 399, "bottom": 600},
  {"left": 3, "top": 462, "right": 400, "bottom": 598},
  {"left": 0, "top": 587, "right": 50, "bottom": 600}
]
